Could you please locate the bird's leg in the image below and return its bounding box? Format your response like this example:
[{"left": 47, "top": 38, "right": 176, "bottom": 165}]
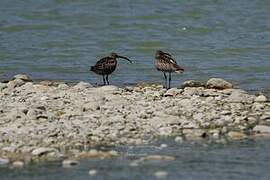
[
  {"left": 168, "top": 72, "right": 171, "bottom": 89},
  {"left": 102, "top": 75, "right": 106, "bottom": 85},
  {"left": 106, "top": 75, "right": 109, "bottom": 85},
  {"left": 163, "top": 72, "right": 167, "bottom": 89}
]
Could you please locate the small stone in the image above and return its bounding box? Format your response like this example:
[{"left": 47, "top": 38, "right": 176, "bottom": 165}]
[
  {"left": 158, "top": 127, "right": 172, "bottom": 136},
  {"left": 154, "top": 171, "right": 168, "bottom": 178},
  {"left": 255, "top": 95, "right": 267, "bottom": 103},
  {"left": 206, "top": 78, "right": 233, "bottom": 89},
  {"left": 0, "top": 157, "right": 10, "bottom": 165},
  {"left": 12, "top": 161, "right": 24, "bottom": 168},
  {"left": 88, "top": 169, "right": 97, "bottom": 176},
  {"left": 62, "top": 160, "right": 79, "bottom": 168},
  {"left": 32, "top": 147, "right": 57, "bottom": 156},
  {"left": 253, "top": 125, "right": 270, "bottom": 134},
  {"left": 58, "top": 83, "right": 69, "bottom": 89},
  {"left": 160, "top": 144, "right": 168, "bottom": 148}
]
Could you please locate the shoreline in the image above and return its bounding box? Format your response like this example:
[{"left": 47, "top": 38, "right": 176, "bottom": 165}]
[{"left": 0, "top": 74, "right": 270, "bottom": 165}]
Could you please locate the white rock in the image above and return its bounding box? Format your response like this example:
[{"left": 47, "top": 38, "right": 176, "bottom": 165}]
[
  {"left": 255, "top": 95, "right": 267, "bottom": 103},
  {"left": 97, "top": 85, "right": 118, "bottom": 92},
  {"left": 32, "top": 147, "right": 56, "bottom": 156},
  {"left": 174, "top": 136, "right": 183, "bottom": 143},
  {"left": 182, "top": 80, "right": 205, "bottom": 88},
  {"left": 158, "top": 127, "right": 172, "bottom": 136},
  {"left": 226, "top": 89, "right": 254, "bottom": 103},
  {"left": 253, "top": 125, "right": 270, "bottom": 133},
  {"left": 88, "top": 169, "right": 97, "bottom": 176},
  {"left": 206, "top": 78, "right": 233, "bottom": 89}
]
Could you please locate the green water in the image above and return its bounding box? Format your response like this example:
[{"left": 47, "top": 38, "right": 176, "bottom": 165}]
[{"left": 0, "top": 0, "right": 269, "bottom": 90}]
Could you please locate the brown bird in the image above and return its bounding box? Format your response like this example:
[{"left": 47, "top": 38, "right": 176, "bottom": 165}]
[
  {"left": 155, "top": 50, "right": 184, "bottom": 89},
  {"left": 90, "top": 52, "right": 132, "bottom": 85}
]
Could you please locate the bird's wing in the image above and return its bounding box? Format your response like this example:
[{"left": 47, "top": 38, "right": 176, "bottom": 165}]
[
  {"left": 160, "top": 53, "right": 177, "bottom": 65},
  {"left": 94, "top": 57, "right": 115, "bottom": 70}
]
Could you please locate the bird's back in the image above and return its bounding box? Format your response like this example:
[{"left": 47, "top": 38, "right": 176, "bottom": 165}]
[
  {"left": 91, "top": 57, "right": 117, "bottom": 75},
  {"left": 155, "top": 52, "right": 184, "bottom": 73}
]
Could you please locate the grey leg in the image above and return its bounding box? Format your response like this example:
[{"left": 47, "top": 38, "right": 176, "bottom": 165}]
[
  {"left": 169, "top": 72, "right": 171, "bottom": 89},
  {"left": 106, "top": 75, "right": 109, "bottom": 85},
  {"left": 102, "top": 75, "right": 106, "bottom": 85},
  {"left": 163, "top": 72, "right": 167, "bottom": 89}
]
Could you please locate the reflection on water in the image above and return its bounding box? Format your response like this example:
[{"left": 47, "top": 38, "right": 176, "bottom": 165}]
[
  {"left": 0, "top": 0, "right": 269, "bottom": 90},
  {"left": 1, "top": 139, "right": 270, "bottom": 180}
]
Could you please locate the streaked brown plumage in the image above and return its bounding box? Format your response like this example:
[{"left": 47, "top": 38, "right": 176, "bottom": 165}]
[
  {"left": 155, "top": 50, "right": 184, "bottom": 89},
  {"left": 90, "top": 52, "right": 132, "bottom": 85}
]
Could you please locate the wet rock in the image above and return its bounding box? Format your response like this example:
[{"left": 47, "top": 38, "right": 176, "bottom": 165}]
[
  {"left": 13, "top": 74, "right": 32, "bottom": 82},
  {"left": 139, "top": 155, "right": 175, "bottom": 161},
  {"left": 12, "top": 161, "right": 24, "bottom": 168},
  {"left": 62, "top": 159, "right": 79, "bottom": 168},
  {"left": 255, "top": 95, "right": 267, "bottom": 103},
  {"left": 227, "top": 131, "right": 246, "bottom": 140},
  {"left": 183, "top": 129, "right": 207, "bottom": 139},
  {"left": 174, "top": 136, "right": 183, "bottom": 143},
  {"left": 32, "top": 147, "right": 57, "bottom": 156},
  {"left": 154, "top": 171, "right": 168, "bottom": 179},
  {"left": 206, "top": 78, "right": 233, "bottom": 89},
  {"left": 253, "top": 125, "right": 270, "bottom": 134},
  {"left": 88, "top": 169, "right": 97, "bottom": 176}
]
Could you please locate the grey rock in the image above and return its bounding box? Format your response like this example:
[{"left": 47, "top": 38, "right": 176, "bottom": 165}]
[
  {"left": 62, "top": 159, "right": 79, "bottom": 168},
  {"left": 164, "top": 88, "right": 179, "bottom": 97},
  {"left": 206, "top": 78, "right": 233, "bottom": 89},
  {"left": 182, "top": 80, "right": 205, "bottom": 88}
]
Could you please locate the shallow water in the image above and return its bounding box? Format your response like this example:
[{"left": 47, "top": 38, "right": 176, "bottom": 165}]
[
  {"left": 0, "top": 0, "right": 270, "bottom": 90},
  {"left": 1, "top": 139, "right": 270, "bottom": 180}
]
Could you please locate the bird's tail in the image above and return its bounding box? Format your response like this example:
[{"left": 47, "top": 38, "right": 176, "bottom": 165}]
[{"left": 175, "top": 66, "right": 184, "bottom": 74}]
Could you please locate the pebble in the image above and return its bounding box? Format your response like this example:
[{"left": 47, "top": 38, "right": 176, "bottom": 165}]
[
  {"left": 32, "top": 147, "right": 56, "bottom": 156},
  {"left": 88, "top": 169, "right": 97, "bottom": 176}
]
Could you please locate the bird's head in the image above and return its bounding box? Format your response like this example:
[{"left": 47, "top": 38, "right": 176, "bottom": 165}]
[{"left": 110, "top": 52, "right": 132, "bottom": 63}]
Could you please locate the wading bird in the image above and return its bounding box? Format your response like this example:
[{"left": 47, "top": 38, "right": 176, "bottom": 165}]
[
  {"left": 155, "top": 50, "right": 184, "bottom": 89},
  {"left": 90, "top": 52, "right": 132, "bottom": 85}
]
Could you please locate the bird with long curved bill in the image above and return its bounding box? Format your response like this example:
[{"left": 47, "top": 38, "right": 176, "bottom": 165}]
[
  {"left": 90, "top": 52, "right": 132, "bottom": 85},
  {"left": 154, "top": 50, "right": 184, "bottom": 89}
]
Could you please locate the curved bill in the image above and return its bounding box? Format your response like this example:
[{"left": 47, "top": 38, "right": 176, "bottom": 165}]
[{"left": 116, "top": 55, "right": 132, "bottom": 63}]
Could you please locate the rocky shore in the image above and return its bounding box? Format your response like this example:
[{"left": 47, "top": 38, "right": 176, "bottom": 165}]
[{"left": 1, "top": 74, "right": 270, "bottom": 165}]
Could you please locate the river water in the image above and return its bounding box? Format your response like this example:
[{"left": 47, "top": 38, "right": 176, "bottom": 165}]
[
  {"left": 1, "top": 139, "right": 270, "bottom": 180},
  {"left": 0, "top": 0, "right": 270, "bottom": 90}
]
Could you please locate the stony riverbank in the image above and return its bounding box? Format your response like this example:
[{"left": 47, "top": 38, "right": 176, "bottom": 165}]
[{"left": 1, "top": 74, "right": 270, "bottom": 165}]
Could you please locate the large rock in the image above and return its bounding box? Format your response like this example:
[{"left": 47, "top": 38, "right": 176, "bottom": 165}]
[
  {"left": 13, "top": 74, "right": 32, "bottom": 82},
  {"left": 253, "top": 125, "right": 270, "bottom": 134},
  {"left": 206, "top": 78, "right": 233, "bottom": 89},
  {"left": 255, "top": 95, "right": 267, "bottom": 103}
]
